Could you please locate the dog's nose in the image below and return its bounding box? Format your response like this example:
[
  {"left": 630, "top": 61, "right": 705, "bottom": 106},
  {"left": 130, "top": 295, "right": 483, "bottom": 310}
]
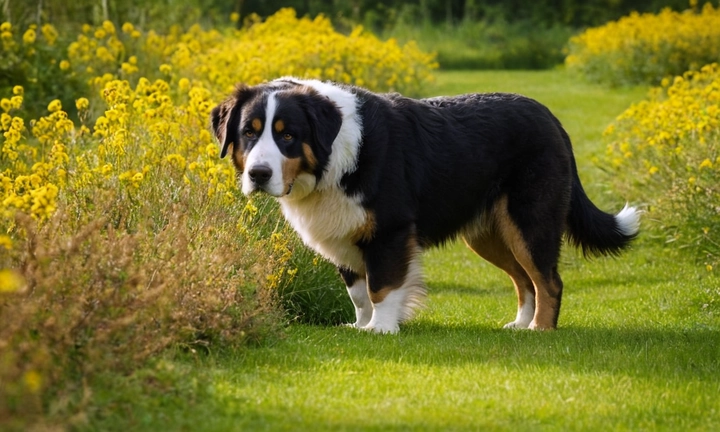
[{"left": 248, "top": 164, "right": 272, "bottom": 185}]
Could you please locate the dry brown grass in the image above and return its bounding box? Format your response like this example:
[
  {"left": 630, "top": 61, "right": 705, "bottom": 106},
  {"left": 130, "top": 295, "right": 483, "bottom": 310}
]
[{"left": 0, "top": 188, "right": 283, "bottom": 429}]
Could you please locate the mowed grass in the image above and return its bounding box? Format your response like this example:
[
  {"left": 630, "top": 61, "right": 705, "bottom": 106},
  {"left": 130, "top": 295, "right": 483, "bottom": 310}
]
[{"left": 85, "top": 70, "right": 719, "bottom": 431}]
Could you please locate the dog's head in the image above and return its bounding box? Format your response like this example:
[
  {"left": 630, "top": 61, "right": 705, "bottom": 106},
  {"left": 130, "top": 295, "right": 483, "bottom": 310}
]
[{"left": 211, "top": 81, "right": 342, "bottom": 199}]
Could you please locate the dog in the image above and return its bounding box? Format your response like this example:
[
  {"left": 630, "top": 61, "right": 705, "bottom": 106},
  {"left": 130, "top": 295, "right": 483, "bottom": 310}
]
[{"left": 211, "top": 78, "right": 639, "bottom": 334}]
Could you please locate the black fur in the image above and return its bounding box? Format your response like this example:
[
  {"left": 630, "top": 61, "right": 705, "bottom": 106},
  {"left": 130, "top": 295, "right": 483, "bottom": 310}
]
[{"left": 212, "top": 79, "right": 638, "bottom": 331}]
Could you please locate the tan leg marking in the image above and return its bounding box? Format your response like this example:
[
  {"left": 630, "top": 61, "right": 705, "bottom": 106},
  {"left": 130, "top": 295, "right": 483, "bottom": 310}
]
[
  {"left": 351, "top": 211, "right": 376, "bottom": 244},
  {"left": 462, "top": 227, "right": 535, "bottom": 328},
  {"left": 492, "top": 196, "right": 561, "bottom": 330}
]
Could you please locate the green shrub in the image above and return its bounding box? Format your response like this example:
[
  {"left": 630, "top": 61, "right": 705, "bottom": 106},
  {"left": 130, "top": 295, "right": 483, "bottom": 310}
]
[{"left": 385, "top": 18, "right": 573, "bottom": 70}]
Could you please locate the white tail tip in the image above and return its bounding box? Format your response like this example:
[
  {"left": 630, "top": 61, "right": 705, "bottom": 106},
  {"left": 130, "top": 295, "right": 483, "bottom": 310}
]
[{"left": 615, "top": 204, "right": 640, "bottom": 237}]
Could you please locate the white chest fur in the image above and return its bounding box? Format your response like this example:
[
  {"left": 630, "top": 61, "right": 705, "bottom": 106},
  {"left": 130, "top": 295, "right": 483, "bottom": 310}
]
[{"left": 279, "top": 188, "right": 367, "bottom": 273}]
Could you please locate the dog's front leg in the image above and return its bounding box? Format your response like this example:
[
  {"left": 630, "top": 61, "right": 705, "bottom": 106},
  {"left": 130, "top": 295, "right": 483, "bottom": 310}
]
[
  {"left": 361, "top": 226, "right": 426, "bottom": 334},
  {"left": 338, "top": 266, "right": 372, "bottom": 328}
]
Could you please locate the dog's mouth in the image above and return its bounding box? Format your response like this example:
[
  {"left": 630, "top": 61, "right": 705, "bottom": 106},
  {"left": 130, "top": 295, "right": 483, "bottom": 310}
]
[{"left": 246, "top": 181, "right": 293, "bottom": 198}]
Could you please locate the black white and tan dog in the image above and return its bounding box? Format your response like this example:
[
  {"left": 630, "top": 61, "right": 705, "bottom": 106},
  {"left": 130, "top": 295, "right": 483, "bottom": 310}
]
[{"left": 211, "top": 78, "right": 639, "bottom": 334}]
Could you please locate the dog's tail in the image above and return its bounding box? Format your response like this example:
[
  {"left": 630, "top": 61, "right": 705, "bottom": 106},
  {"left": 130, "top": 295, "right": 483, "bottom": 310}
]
[{"left": 563, "top": 136, "right": 639, "bottom": 257}]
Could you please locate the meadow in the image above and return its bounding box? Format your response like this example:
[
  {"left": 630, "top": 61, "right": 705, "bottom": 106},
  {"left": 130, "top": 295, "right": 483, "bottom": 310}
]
[
  {"left": 18, "top": 69, "right": 720, "bottom": 431},
  {"left": 2, "top": 6, "right": 720, "bottom": 430}
]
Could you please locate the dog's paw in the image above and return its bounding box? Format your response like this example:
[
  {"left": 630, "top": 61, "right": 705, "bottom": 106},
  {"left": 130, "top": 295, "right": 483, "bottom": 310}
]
[
  {"left": 361, "top": 322, "right": 400, "bottom": 334},
  {"left": 503, "top": 320, "right": 531, "bottom": 330},
  {"left": 527, "top": 320, "right": 555, "bottom": 331}
]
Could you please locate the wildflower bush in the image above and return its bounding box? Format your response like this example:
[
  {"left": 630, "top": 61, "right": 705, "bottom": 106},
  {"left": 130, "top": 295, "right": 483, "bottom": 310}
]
[
  {"left": 565, "top": 2, "right": 720, "bottom": 86},
  {"left": 602, "top": 64, "right": 720, "bottom": 269},
  {"left": 0, "top": 9, "right": 435, "bottom": 428}
]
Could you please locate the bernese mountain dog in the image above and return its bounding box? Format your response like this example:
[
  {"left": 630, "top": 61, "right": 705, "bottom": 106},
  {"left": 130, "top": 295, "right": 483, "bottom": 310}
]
[{"left": 211, "top": 78, "right": 639, "bottom": 334}]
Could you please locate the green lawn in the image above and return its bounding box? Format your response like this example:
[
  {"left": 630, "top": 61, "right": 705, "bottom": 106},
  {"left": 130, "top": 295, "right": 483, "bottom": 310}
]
[{"left": 86, "top": 70, "right": 719, "bottom": 431}]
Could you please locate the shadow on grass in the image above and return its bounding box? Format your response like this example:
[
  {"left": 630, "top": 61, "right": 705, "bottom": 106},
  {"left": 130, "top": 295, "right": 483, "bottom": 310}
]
[{"left": 281, "top": 321, "right": 720, "bottom": 381}]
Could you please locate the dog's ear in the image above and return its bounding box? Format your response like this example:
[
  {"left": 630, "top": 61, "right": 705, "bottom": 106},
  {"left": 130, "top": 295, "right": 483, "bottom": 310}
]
[
  {"left": 300, "top": 93, "right": 342, "bottom": 161},
  {"left": 210, "top": 84, "right": 252, "bottom": 159}
]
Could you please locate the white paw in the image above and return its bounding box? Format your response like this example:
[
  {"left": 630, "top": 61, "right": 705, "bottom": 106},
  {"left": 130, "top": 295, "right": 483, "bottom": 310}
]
[
  {"left": 361, "top": 322, "right": 400, "bottom": 334},
  {"left": 503, "top": 320, "right": 531, "bottom": 329}
]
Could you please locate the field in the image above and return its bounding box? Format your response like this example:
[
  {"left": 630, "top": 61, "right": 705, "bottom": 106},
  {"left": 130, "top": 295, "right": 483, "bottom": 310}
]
[{"left": 79, "top": 70, "right": 719, "bottom": 431}]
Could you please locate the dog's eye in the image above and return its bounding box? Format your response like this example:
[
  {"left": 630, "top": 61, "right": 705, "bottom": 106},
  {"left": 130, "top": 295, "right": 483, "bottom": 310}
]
[
  {"left": 243, "top": 130, "right": 256, "bottom": 138},
  {"left": 282, "top": 133, "right": 293, "bottom": 142}
]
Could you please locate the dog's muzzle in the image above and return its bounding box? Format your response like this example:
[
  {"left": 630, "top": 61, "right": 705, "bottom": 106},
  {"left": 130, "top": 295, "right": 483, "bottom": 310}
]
[{"left": 246, "top": 163, "right": 293, "bottom": 196}]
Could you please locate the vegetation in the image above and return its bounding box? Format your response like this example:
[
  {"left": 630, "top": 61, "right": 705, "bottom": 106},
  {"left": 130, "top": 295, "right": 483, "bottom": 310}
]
[
  {"left": 566, "top": 2, "right": 720, "bottom": 86},
  {"left": 602, "top": 63, "right": 720, "bottom": 269},
  {"left": 0, "top": 9, "right": 433, "bottom": 428},
  {"left": 10, "top": 69, "right": 717, "bottom": 430},
  {"left": 4, "top": 0, "right": 694, "bottom": 71},
  {"left": 234, "top": 0, "right": 691, "bottom": 70},
  {"left": 2, "top": 1, "right": 719, "bottom": 429}
]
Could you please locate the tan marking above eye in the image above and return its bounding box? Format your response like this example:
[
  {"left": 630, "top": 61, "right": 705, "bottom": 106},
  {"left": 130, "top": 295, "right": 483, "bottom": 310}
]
[
  {"left": 274, "top": 119, "right": 285, "bottom": 133},
  {"left": 251, "top": 118, "right": 262, "bottom": 132}
]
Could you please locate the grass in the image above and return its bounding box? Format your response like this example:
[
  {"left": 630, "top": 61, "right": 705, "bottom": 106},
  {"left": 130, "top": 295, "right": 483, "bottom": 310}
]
[{"left": 81, "top": 69, "right": 719, "bottom": 431}]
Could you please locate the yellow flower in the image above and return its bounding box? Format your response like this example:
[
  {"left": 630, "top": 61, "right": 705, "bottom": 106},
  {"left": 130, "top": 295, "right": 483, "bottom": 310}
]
[
  {"left": 0, "top": 235, "right": 12, "bottom": 250},
  {"left": 122, "top": 22, "right": 135, "bottom": 34},
  {"left": 23, "top": 370, "right": 42, "bottom": 393},
  {"left": 230, "top": 12, "right": 240, "bottom": 23},
  {"left": 47, "top": 99, "right": 62, "bottom": 113},
  {"left": 22, "top": 28, "right": 36, "bottom": 44},
  {"left": 12, "top": 85, "right": 23, "bottom": 96},
  {"left": 59, "top": 60, "right": 70, "bottom": 70},
  {"left": 75, "top": 97, "right": 89, "bottom": 111},
  {"left": 102, "top": 20, "right": 116, "bottom": 35},
  {"left": 0, "top": 269, "right": 25, "bottom": 293},
  {"left": 10, "top": 95, "right": 22, "bottom": 109},
  {"left": 41, "top": 23, "right": 58, "bottom": 45},
  {"left": 699, "top": 158, "right": 713, "bottom": 170}
]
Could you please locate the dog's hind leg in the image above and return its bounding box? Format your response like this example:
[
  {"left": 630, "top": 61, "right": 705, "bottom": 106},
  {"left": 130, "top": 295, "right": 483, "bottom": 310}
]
[
  {"left": 462, "top": 229, "right": 536, "bottom": 329},
  {"left": 492, "top": 196, "right": 565, "bottom": 330},
  {"left": 361, "top": 226, "right": 426, "bottom": 334},
  {"left": 338, "top": 267, "right": 372, "bottom": 328}
]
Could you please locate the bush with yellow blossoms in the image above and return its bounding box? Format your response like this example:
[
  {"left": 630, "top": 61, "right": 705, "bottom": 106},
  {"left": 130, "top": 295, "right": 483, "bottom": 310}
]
[
  {"left": 603, "top": 63, "right": 720, "bottom": 269},
  {"left": 566, "top": 2, "right": 720, "bottom": 86},
  {"left": 0, "top": 8, "right": 435, "bottom": 428},
  {"left": 0, "top": 21, "right": 87, "bottom": 119}
]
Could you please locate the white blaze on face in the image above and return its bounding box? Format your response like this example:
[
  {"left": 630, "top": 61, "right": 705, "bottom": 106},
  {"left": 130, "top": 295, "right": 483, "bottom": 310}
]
[{"left": 242, "top": 93, "right": 288, "bottom": 196}]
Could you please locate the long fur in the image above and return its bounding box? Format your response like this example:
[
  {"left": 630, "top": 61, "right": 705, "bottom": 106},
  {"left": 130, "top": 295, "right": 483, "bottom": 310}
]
[{"left": 211, "top": 78, "right": 640, "bottom": 334}]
